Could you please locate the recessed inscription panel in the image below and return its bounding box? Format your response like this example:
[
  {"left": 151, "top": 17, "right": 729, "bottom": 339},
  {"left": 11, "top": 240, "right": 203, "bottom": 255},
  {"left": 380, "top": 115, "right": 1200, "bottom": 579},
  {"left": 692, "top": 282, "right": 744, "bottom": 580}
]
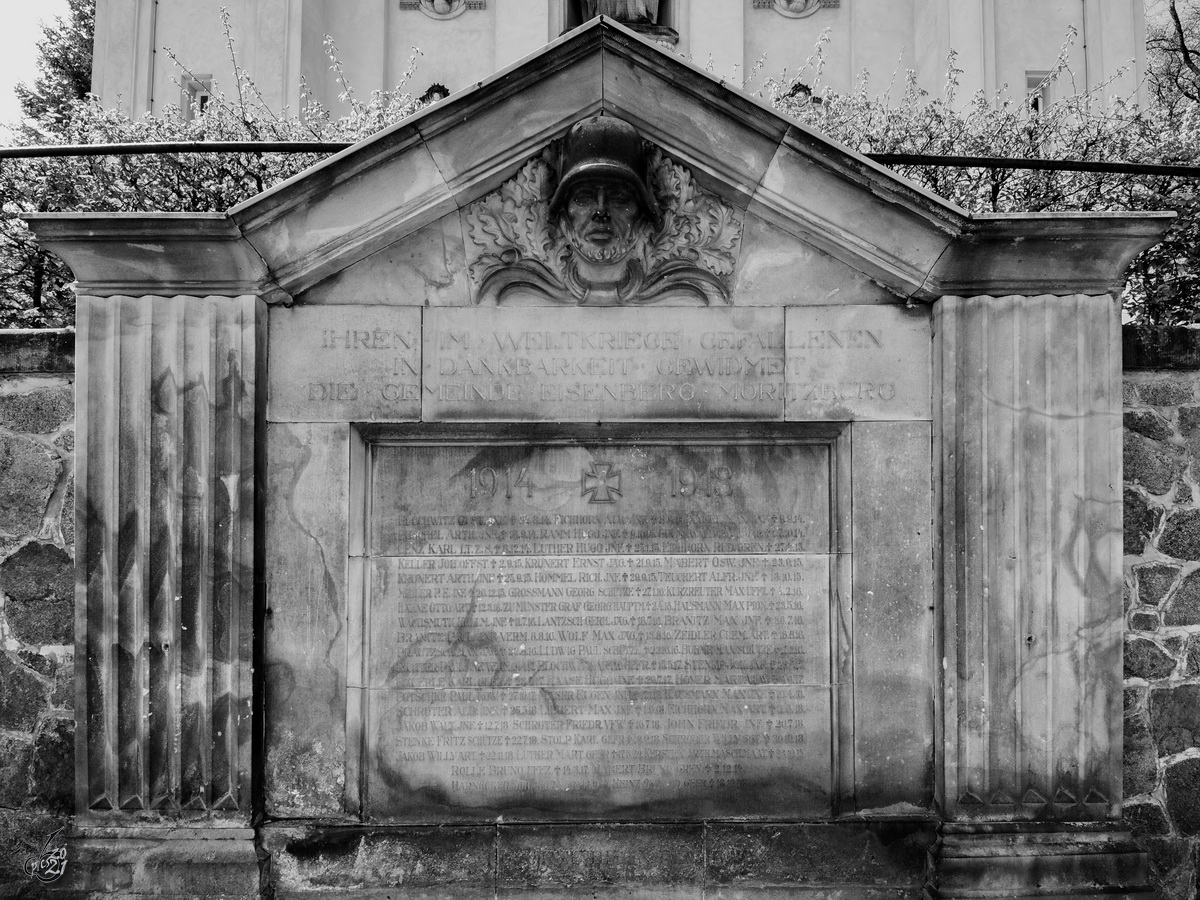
[
  {"left": 360, "top": 436, "right": 836, "bottom": 821},
  {"left": 268, "top": 305, "right": 421, "bottom": 422},
  {"left": 370, "top": 442, "right": 829, "bottom": 556},
  {"left": 367, "top": 685, "right": 832, "bottom": 819},
  {"left": 785, "top": 305, "right": 932, "bottom": 421},
  {"left": 422, "top": 307, "right": 786, "bottom": 421}
]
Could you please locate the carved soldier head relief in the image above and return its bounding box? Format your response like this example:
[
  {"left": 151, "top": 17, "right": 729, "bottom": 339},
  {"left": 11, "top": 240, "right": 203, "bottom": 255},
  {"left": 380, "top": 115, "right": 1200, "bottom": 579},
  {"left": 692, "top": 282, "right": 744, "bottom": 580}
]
[
  {"left": 466, "top": 114, "right": 741, "bottom": 306},
  {"left": 549, "top": 116, "right": 660, "bottom": 279}
]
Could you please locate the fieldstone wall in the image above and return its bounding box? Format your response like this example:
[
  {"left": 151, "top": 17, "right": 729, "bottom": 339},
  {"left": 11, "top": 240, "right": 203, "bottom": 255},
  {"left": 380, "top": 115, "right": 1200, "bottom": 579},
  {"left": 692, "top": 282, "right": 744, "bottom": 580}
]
[
  {"left": 1123, "top": 326, "right": 1200, "bottom": 900},
  {"left": 0, "top": 331, "right": 75, "bottom": 897}
]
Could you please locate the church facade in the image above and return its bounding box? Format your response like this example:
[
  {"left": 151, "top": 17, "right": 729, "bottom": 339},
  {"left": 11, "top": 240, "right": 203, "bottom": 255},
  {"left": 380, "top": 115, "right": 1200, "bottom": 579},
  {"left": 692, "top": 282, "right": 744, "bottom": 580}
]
[{"left": 91, "top": 0, "right": 1148, "bottom": 119}]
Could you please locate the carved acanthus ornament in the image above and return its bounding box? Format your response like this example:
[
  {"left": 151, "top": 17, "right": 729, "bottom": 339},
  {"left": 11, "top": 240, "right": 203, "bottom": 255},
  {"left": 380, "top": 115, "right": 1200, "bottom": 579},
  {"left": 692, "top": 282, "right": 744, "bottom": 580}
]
[{"left": 466, "top": 117, "right": 741, "bottom": 306}]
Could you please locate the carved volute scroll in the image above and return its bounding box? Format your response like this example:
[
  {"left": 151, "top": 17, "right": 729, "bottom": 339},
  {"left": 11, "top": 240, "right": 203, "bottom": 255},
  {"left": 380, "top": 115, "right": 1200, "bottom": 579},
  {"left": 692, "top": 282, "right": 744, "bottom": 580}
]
[{"left": 466, "top": 115, "right": 742, "bottom": 306}]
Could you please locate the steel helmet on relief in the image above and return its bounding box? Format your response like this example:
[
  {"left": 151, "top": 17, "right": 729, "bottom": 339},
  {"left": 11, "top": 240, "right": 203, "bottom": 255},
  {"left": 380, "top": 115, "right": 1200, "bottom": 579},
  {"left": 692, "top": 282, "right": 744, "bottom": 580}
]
[{"left": 548, "top": 116, "right": 662, "bottom": 229}]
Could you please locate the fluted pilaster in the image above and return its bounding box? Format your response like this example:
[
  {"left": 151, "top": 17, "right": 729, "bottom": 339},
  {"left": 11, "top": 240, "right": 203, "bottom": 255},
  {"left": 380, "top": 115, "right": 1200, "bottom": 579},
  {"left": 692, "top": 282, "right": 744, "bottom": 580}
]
[
  {"left": 935, "top": 293, "right": 1123, "bottom": 822},
  {"left": 75, "top": 294, "right": 263, "bottom": 818}
]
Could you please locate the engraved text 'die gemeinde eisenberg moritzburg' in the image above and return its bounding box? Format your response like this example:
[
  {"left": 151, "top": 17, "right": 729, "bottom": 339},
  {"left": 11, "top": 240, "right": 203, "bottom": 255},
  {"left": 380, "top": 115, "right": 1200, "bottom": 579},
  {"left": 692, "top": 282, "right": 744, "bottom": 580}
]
[{"left": 466, "top": 115, "right": 742, "bottom": 306}]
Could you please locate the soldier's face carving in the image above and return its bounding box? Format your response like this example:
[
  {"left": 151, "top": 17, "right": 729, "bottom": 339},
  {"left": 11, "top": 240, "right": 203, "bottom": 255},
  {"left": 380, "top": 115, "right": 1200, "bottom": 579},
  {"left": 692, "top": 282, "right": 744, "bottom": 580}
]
[{"left": 562, "top": 179, "right": 642, "bottom": 265}]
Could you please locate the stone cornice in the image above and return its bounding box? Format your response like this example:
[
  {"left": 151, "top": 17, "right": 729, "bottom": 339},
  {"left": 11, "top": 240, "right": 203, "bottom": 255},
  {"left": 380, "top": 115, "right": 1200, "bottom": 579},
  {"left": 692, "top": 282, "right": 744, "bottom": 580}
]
[{"left": 24, "top": 212, "right": 289, "bottom": 303}]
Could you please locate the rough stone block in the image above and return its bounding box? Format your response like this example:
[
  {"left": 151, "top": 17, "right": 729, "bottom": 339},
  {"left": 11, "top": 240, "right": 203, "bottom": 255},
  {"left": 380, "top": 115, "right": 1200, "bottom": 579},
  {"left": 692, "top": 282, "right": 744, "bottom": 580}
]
[
  {"left": 498, "top": 825, "right": 703, "bottom": 894},
  {"left": 60, "top": 833, "right": 261, "bottom": 898},
  {"left": 1125, "top": 488, "right": 1162, "bottom": 556},
  {"left": 935, "top": 829, "right": 1150, "bottom": 896},
  {"left": 1125, "top": 636, "right": 1177, "bottom": 680},
  {"left": 1157, "top": 507, "right": 1200, "bottom": 560},
  {"left": 1137, "top": 379, "right": 1195, "bottom": 407},
  {"left": 1164, "top": 571, "right": 1200, "bottom": 625},
  {"left": 1129, "top": 610, "right": 1161, "bottom": 632},
  {"left": 266, "top": 825, "right": 496, "bottom": 897},
  {"left": 49, "top": 653, "right": 72, "bottom": 709},
  {"left": 0, "top": 735, "right": 32, "bottom": 808},
  {"left": 1126, "top": 409, "right": 1173, "bottom": 442},
  {"left": 0, "top": 652, "right": 49, "bottom": 733},
  {"left": 1163, "top": 757, "right": 1200, "bottom": 837},
  {"left": 1151, "top": 684, "right": 1200, "bottom": 755},
  {"left": 0, "top": 386, "right": 73, "bottom": 434},
  {"left": 1134, "top": 563, "right": 1180, "bottom": 606},
  {"left": 1125, "top": 687, "right": 1146, "bottom": 715},
  {"left": 706, "top": 823, "right": 932, "bottom": 889},
  {"left": 60, "top": 474, "right": 73, "bottom": 548},
  {"left": 1137, "top": 836, "right": 1193, "bottom": 900},
  {"left": 1125, "top": 430, "right": 1184, "bottom": 495},
  {"left": 29, "top": 716, "right": 73, "bottom": 814},
  {"left": 1181, "top": 404, "right": 1200, "bottom": 435},
  {"left": 0, "top": 542, "right": 73, "bottom": 645},
  {"left": 1124, "top": 800, "right": 1171, "bottom": 837},
  {"left": 1123, "top": 713, "right": 1158, "bottom": 798},
  {"left": 1186, "top": 635, "right": 1200, "bottom": 676},
  {"left": 0, "top": 331, "right": 73, "bottom": 374},
  {"left": 16, "top": 649, "right": 54, "bottom": 678},
  {"left": 0, "top": 811, "right": 71, "bottom": 894},
  {"left": 0, "top": 434, "right": 58, "bottom": 535}
]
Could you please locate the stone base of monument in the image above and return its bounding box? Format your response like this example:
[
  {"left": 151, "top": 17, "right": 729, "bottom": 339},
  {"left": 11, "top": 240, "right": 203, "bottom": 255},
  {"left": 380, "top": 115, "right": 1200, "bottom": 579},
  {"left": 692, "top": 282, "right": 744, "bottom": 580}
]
[
  {"left": 929, "top": 824, "right": 1155, "bottom": 899},
  {"left": 259, "top": 821, "right": 937, "bottom": 898},
  {"left": 44, "top": 828, "right": 260, "bottom": 899}
]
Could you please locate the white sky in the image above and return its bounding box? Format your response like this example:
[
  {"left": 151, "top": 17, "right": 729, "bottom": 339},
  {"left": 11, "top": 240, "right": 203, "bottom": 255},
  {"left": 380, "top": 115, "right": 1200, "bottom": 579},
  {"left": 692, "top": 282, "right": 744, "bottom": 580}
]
[{"left": 0, "top": 0, "right": 70, "bottom": 129}]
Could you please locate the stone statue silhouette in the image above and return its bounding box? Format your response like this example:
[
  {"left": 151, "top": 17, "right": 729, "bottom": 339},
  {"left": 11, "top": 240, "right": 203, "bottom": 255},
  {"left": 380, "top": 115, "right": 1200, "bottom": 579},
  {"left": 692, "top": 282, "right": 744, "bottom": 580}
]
[{"left": 582, "top": 0, "right": 660, "bottom": 24}]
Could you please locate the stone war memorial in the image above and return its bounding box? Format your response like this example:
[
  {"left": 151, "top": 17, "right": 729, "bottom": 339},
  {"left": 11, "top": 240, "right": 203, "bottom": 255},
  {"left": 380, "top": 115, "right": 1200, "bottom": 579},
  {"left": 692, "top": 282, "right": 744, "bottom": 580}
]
[{"left": 26, "top": 19, "right": 1176, "bottom": 900}]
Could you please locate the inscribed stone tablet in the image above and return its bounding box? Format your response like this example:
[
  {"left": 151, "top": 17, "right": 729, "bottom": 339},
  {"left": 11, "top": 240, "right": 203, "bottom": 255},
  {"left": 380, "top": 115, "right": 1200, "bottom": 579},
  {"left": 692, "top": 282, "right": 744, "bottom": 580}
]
[
  {"left": 422, "top": 307, "right": 785, "bottom": 421},
  {"left": 368, "top": 554, "right": 830, "bottom": 689},
  {"left": 784, "top": 305, "right": 931, "bottom": 421},
  {"left": 268, "top": 305, "right": 421, "bottom": 422},
  {"left": 356, "top": 435, "right": 836, "bottom": 820}
]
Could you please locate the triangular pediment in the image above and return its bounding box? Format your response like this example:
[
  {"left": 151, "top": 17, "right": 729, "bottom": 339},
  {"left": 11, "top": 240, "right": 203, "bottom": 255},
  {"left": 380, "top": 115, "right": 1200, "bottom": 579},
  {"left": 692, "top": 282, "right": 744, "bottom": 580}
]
[
  {"left": 28, "top": 18, "right": 1170, "bottom": 302},
  {"left": 227, "top": 17, "right": 968, "bottom": 303}
]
